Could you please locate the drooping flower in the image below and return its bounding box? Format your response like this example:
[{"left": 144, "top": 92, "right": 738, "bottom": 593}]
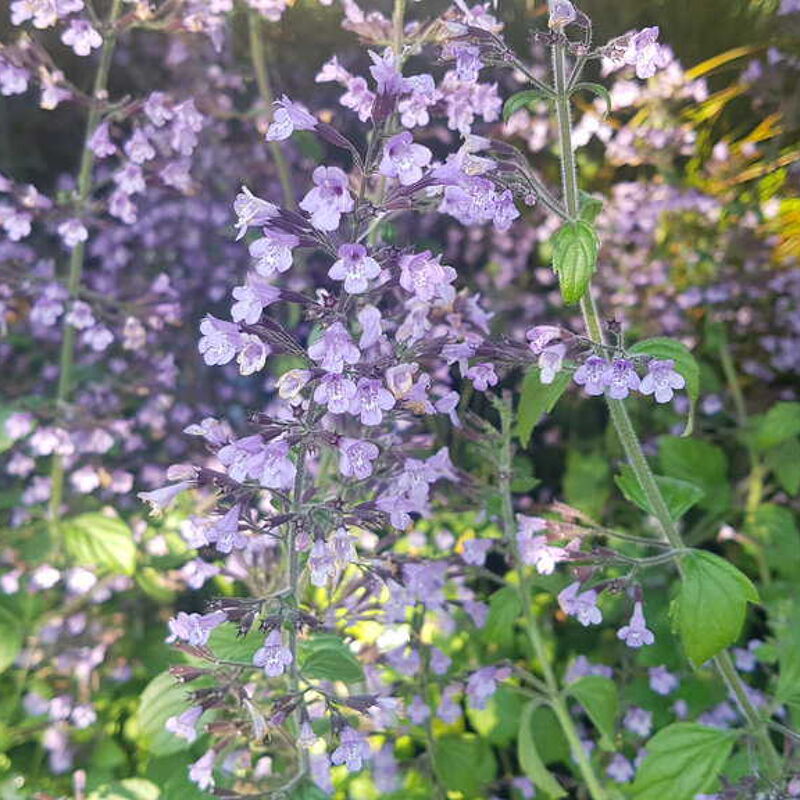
[
  {"left": 236, "top": 334, "right": 270, "bottom": 376},
  {"left": 378, "top": 132, "right": 432, "bottom": 186},
  {"left": 640, "top": 358, "right": 685, "bottom": 403},
  {"left": 166, "top": 611, "right": 226, "bottom": 647},
  {"left": 466, "top": 362, "right": 497, "bottom": 391},
  {"left": 253, "top": 630, "right": 293, "bottom": 677},
  {"left": 328, "top": 243, "right": 381, "bottom": 294},
  {"left": 623, "top": 27, "right": 669, "bottom": 80},
  {"left": 234, "top": 186, "right": 277, "bottom": 240},
  {"left": 338, "top": 438, "right": 380, "bottom": 480},
  {"left": 558, "top": 582, "right": 603, "bottom": 626},
  {"left": 573, "top": 355, "right": 611, "bottom": 396},
  {"left": 617, "top": 601, "right": 655, "bottom": 648},
  {"left": 299, "top": 165, "right": 354, "bottom": 231},
  {"left": 189, "top": 750, "right": 216, "bottom": 791},
  {"left": 549, "top": 0, "right": 577, "bottom": 29},
  {"left": 231, "top": 274, "right": 281, "bottom": 325},
  {"left": 165, "top": 706, "right": 203, "bottom": 743},
  {"left": 308, "top": 539, "right": 336, "bottom": 587},
  {"left": 539, "top": 344, "right": 567, "bottom": 385},
  {"left": 265, "top": 95, "right": 316, "bottom": 140}
]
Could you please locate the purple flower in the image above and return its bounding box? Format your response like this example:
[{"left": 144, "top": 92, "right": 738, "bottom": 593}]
[
  {"left": 266, "top": 95, "right": 316, "bottom": 140},
  {"left": 167, "top": 611, "right": 226, "bottom": 647},
  {"left": 466, "top": 666, "right": 510, "bottom": 709},
  {"left": 299, "top": 165, "right": 354, "bottom": 231},
  {"left": 249, "top": 229, "right": 299, "bottom": 277},
  {"left": 368, "top": 48, "right": 408, "bottom": 97},
  {"left": 231, "top": 274, "right": 281, "bottom": 325},
  {"left": 308, "top": 539, "right": 336, "bottom": 587},
  {"left": 57, "top": 219, "right": 88, "bottom": 248},
  {"left": 331, "top": 727, "right": 372, "bottom": 773},
  {"left": 61, "top": 20, "right": 102, "bottom": 57},
  {"left": 198, "top": 315, "right": 242, "bottom": 366},
  {"left": 648, "top": 665, "right": 679, "bottom": 695},
  {"left": 526, "top": 325, "right": 562, "bottom": 354},
  {"left": 430, "top": 648, "right": 452, "bottom": 675},
  {"left": 138, "top": 480, "right": 194, "bottom": 513},
  {"left": 437, "top": 685, "right": 462, "bottom": 724},
  {"left": 378, "top": 132, "right": 432, "bottom": 186},
  {"left": 357, "top": 305, "right": 382, "bottom": 348},
  {"left": 539, "top": 344, "right": 567, "bottom": 384},
  {"left": 624, "top": 27, "right": 668, "bottom": 80},
  {"left": 328, "top": 243, "right": 381, "bottom": 294},
  {"left": 451, "top": 43, "right": 483, "bottom": 83},
  {"left": 466, "top": 362, "right": 498, "bottom": 391},
  {"left": 549, "top": 0, "right": 577, "bottom": 29},
  {"left": 399, "top": 251, "right": 457, "bottom": 302},
  {"left": 236, "top": 334, "right": 270, "bottom": 376},
  {"left": 606, "top": 358, "right": 640, "bottom": 399},
  {"left": 206, "top": 505, "right": 247, "bottom": 554},
  {"left": 189, "top": 750, "right": 216, "bottom": 791},
  {"left": 623, "top": 706, "right": 653, "bottom": 737},
  {"left": 234, "top": 186, "right": 277, "bottom": 240},
  {"left": 165, "top": 706, "right": 203, "bottom": 743},
  {"left": 313, "top": 373, "right": 357, "bottom": 414},
  {"left": 640, "top": 359, "right": 686, "bottom": 403},
  {"left": 733, "top": 639, "right": 763, "bottom": 672},
  {"left": 339, "top": 437, "right": 380, "bottom": 480},
  {"left": 617, "top": 601, "right": 655, "bottom": 648},
  {"left": 350, "top": 378, "right": 395, "bottom": 425},
  {"left": 277, "top": 369, "right": 312, "bottom": 406},
  {"left": 407, "top": 695, "right": 430, "bottom": 724},
  {"left": 253, "top": 630, "right": 294, "bottom": 677},
  {"left": 461, "top": 538, "right": 493, "bottom": 566},
  {"left": 511, "top": 776, "right": 536, "bottom": 799},
  {"left": 308, "top": 322, "right": 360, "bottom": 373},
  {"left": 253, "top": 438, "right": 297, "bottom": 490},
  {"left": 606, "top": 753, "right": 634, "bottom": 783},
  {"left": 573, "top": 355, "right": 612, "bottom": 396},
  {"left": 558, "top": 582, "right": 603, "bottom": 626}
]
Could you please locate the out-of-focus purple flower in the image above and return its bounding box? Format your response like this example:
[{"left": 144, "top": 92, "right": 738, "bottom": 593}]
[
  {"left": 640, "top": 358, "right": 685, "bottom": 403},
  {"left": 623, "top": 27, "right": 669, "bottom": 80},
  {"left": 266, "top": 95, "right": 316, "bottom": 140},
  {"left": 461, "top": 538, "right": 493, "bottom": 566},
  {"left": 430, "top": 648, "right": 452, "bottom": 675},
  {"left": 167, "top": 611, "right": 226, "bottom": 647},
  {"left": 206, "top": 505, "right": 247, "bottom": 554},
  {"left": 606, "top": 358, "right": 640, "bottom": 399},
  {"left": 437, "top": 685, "right": 462, "bottom": 723},
  {"left": 331, "top": 727, "right": 371, "bottom": 772},
  {"left": 308, "top": 540, "right": 336, "bottom": 586},
  {"left": 733, "top": 639, "right": 763, "bottom": 672},
  {"left": 606, "top": 753, "right": 634, "bottom": 783},
  {"left": 57, "top": 219, "right": 88, "bottom": 248},
  {"left": 60, "top": 20, "right": 102, "bottom": 57},
  {"left": 574, "top": 356, "right": 611, "bottom": 396},
  {"left": 165, "top": 706, "right": 203, "bottom": 742},
  {"left": 549, "top": 0, "right": 577, "bottom": 28},
  {"left": 558, "top": 582, "right": 602, "bottom": 626},
  {"left": 138, "top": 479, "right": 194, "bottom": 513},
  {"left": 253, "top": 630, "right": 294, "bottom": 677},
  {"left": 617, "top": 601, "right": 654, "bottom": 648},
  {"left": 511, "top": 776, "right": 536, "bottom": 799},
  {"left": 648, "top": 665, "right": 679, "bottom": 695},
  {"left": 466, "top": 666, "right": 510, "bottom": 709},
  {"left": 189, "top": 749, "right": 216, "bottom": 791},
  {"left": 299, "top": 165, "right": 354, "bottom": 231},
  {"left": 623, "top": 706, "right": 653, "bottom": 737},
  {"left": 378, "top": 132, "right": 432, "bottom": 186},
  {"left": 338, "top": 437, "right": 380, "bottom": 480},
  {"left": 328, "top": 243, "right": 381, "bottom": 294},
  {"left": 466, "top": 362, "right": 498, "bottom": 391}
]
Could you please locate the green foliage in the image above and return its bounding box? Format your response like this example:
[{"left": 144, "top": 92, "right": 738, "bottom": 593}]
[
  {"left": 432, "top": 734, "right": 497, "bottom": 796},
  {"left": 502, "top": 89, "right": 552, "bottom": 120},
  {"left": 88, "top": 779, "right": 161, "bottom": 800},
  {"left": 571, "top": 82, "right": 613, "bottom": 116},
  {"left": 0, "top": 605, "right": 23, "bottom": 674},
  {"left": 466, "top": 686, "right": 524, "bottom": 746},
  {"left": 629, "top": 723, "right": 737, "bottom": 799},
  {"left": 516, "top": 367, "right": 571, "bottom": 446},
  {"left": 765, "top": 437, "right": 800, "bottom": 495},
  {"left": 671, "top": 551, "right": 759, "bottom": 666},
  {"left": 517, "top": 702, "right": 567, "bottom": 798},
  {"left": 551, "top": 220, "right": 599, "bottom": 305},
  {"left": 615, "top": 465, "right": 704, "bottom": 521},
  {"left": 564, "top": 448, "right": 611, "bottom": 520},
  {"left": 63, "top": 513, "right": 137, "bottom": 575},
  {"left": 658, "top": 436, "right": 731, "bottom": 513},
  {"left": 565, "top": 675, "right": 619, "bottom": 750},
  {"left": 748, "top": 504, "right": 800, "bottom": 581},
  {"left": 131, "top": 672, "right": 194, "bottom": 757},
  {"left": 482, "top": 586, "right": 521, "bottom": 652},
  {"left": 299, "top": 634, "right": 364, "bottom": 683},
  {"left": 753, "top": 402, "right": 800, "bottom": 451}
]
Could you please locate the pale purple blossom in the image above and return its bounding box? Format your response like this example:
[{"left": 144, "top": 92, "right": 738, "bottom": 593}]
[
  {"left": 350, "top": 377, "right": 395, "bottom": 425},
  {"left": 378, "top": 132, "right": 432, "bottom": 185},
  {"left": 466, "top": 666, "right": 510, "bottom": 709},
  {"left": 623, "top": 27, "right": 669, "bottom": 80},
  {"left": 606, "top": 358, "right": 640, "bottom": 399},
  {"left": 466, "top": 362, "right": 497, "bottom": 391},
  {"left": 606, "top": 753, "right": 634, "bottom": 783},
  {"left": 328, "top": 243, "right": 381, "bottom": 294},
  {"left": 189, "top": 749, "right": 216, "bottom": 791},
  {"left": 299, "top": 165, "right": 354, "bottom": 231},
  {"left": 338, "top": 437, "right": 380, "bottom": 480},
  {"left": 623, "top": 706, "right": 653, "bottom": 737},
  {"left": 60, "top": 20, "right": 102, "bottom": 57},
  {"left": 253, "top": 630, "right": 293, "bottom": 677},
  {"left": 573, "top": 356, "right": 612, "bottom": 396},
  {"left": 231, "top": 274, "right": 281, "bottom": 324},
  {"left": 558, "top": 582, "right": 603, "bottom": 626},
  {"left": 165, "top": 706, "right": 203, "bottom": 743},
  {"left": 461, "top": 538, "right": 493, "bottom": 566},
  {"left": 198, "top": 315, "right": 242, "bottom": 366},
  {"left": 308, "top": 539, "right": 336, "bottom": 587},
  {"left": 648, "top": 665, "right": 679, "bottom": 695},
  {"left": 308, "top": 321, "right": 360, "bottom": 373},
  {"left": 331, "top": 727, "right": 371, "bottom": 772},
  {"left": 234, "top": 186, "right": 277, "bottom": 240},
  {"left": 57, "top": 219, "right": 88, "bottom": 248},
  {"left": 167, "top": 611, "right": 226, "bottom": 647},
  {"left": 266, "top": 95, "right": 316, "bottom": 140},
  {"left": 398, "top": 251, "right": 457, "bottom": 302},
  {"left": 549, "top": 0, "right": 577, "bottom": 28},
  {"left": 640, "top": 359, "right": 685, "bottom": 403},
  {"left": 206, "top": 505, "right": 247, "bottom": 554},
  {"left": 617, "top": 601, "right": 655, "bottom": 648},
  {"left": 539, "top": 344, "right": 567, "bottom": 384},
  {"left": 236, "top": 334, "right": 270, "bottom": 376},
  {"left": 314, "top": 373, "right": 357, "bottom": 414},
  {"left": 249, "top": 230, "right": 299, "bottom": 277}
]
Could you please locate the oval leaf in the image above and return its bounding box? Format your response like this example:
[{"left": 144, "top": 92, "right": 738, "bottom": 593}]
[
  {"left": 615, "top": 465, "right": 704, "bottom": 521},
  {"left": 517, "top": 701, "right": 567, "bottom": 798},
  {"left": 516, "top": 367, "right": 571, "bottom": 446},
  {"left": 551, "top": 220, "right": 598, "bottom": 305},
  {"left": 133, "top": 672, "right": 193, "bottom": 757},
  {"left": 300, "top": 636, "right": 364, "bottom": 684},
  {"left": 671, "top": 550, "right": 759, "bottom": 666},
  {"left": 63, "top": 513, "right": 137, "bottom": 575},
  {"left": 565, "top": 675, "right": 618, "bottom": 750},
  {"left": 433, "top": 733, "right": 497, "bottom": 796}
]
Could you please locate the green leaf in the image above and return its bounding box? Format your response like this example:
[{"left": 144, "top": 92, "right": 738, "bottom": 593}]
[
  {"left": 502, "top": 89, "right": 552, "bottom": 121},
  {"left": 571, "top": 82, "right": 612, "bottom": 116},
  {"left": 551, "top": 220, "right": 599, "bottom": 305},
  {"left": 482, "top": 587, "right": 521, "bottom": 652},
  {"left": 0, "top": 605, "right": 23, "bottom": 674},
  {"left": 467, "top": 686, "right": 524, "bottom": 746},
  {"left": 615, "top": 465, "right": 704, "bottom": 521},
  {"left": 132, "top": 672, "right": 193, "bottom": 756},
  {"left": 658, "top": 436, "right": 730, "bottom": 513},
  {"left": 517, "top": 702, "right": 567, "bottom": 798},
  {"left": 516, "top": 367, "right": 571, "bottom": 445},
  {"left": 206, "top": 623, "right": 262, "bottom": 663},
  {"left": 629, "top": 723, "right": 736, "bottom": 800},
  {"left": 775, "top": 606, "right": 800, "bottom": 705},
  {"left": 88, "top": 779, "right": 161, "bottom": 800},
  {"left": 564, "top": 449, "right": 611, "bottom": 520},
  {"left": 748, "top": 504, "right": 800, "bottom": 581},
  {"left": 565, "top": 675, "right": 618, "bottom": 750},
  {"left": 578, "top": 191, "right": 603, "bottom": 223},
  {"left": 628, "top": 338, "right": 700, "bottom": 435},
  {"left": 63, "top": 513, "right": 137, "bottom": 575},
  {"left": 754, "top": 402, "right": 800, "bottom": 451},
  {"left": 433, "top": 734, "right": 497, "bottom": 796},
  {"left": 765, "top": 437, "right": 800, "bottom": 495},
  {"left": 299, "top": 635, "right": 363, "bottom": 684},
  {"left": 672, "top": 550, "right": 759, "bottom": 666},
  {"left": 289, "top": 781, "right": 331, "bottom": 800}
]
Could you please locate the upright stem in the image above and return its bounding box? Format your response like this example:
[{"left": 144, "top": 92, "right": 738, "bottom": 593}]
[
  {"left": 498, "top": 399, "right": 608, "bottom": 800},
  {"left": 248, "top": 10, "right": 296, "bottom": 210},
  {"left": 48, "top": 0, "right": 123, "bottom": 528},
  {"left": 549, "top": 35, "right": 783, "bottom": 780}
]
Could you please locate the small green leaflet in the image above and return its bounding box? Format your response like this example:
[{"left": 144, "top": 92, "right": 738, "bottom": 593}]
[
  {"left": 516, "top": 367, "right": 571, "bottom": 445},
  {"left": 551, "top": 220, "right": 599, "bottom": 305},
  {"left": 565, "top": 675, "right": 618, "bottom": 750},
  {"left": 753, "top": 402, "right": 800, "bottom": 451},
  {"left": 299, "top": 634, "right": 364, "bottom": 683},
  {"left": 432, "top": 734, "right": 497, "bottom": 796},
  {"left": 615, "top": 465, "right": 704, "bottom": 521},
  {"left": 502, "top": 88, "right": 553, "bottom": 121},
  {"left": 671, "top": 550, "right": 759, "bottom": 666},
  {"left": 628, "top": 337, "right": 700, "bottom": 436},
  {"left": 63, "top": 513, "right": 137, "bottom": 575},
  {"left": 629, "top": 723, "right": 737, "bottom": 800},
  {"left": 571, "top": 82, "right": 613, "bottom": 116},
  {"left": 517, "top": 701, "right": 566, "bottom": 798}
]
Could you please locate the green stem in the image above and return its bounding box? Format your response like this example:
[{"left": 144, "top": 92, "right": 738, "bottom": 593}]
[
  {"left": 48, "top": 0, "right": 123, "bottom": 529},
  {"left": 549, "top": 33, "right": 783, "bottom": 780},
  {"left": 498, "top": 398, "right": 608, "bottom": 800},
  {"left": 248, "top": 10, "right": 296, "bottom": 210}
]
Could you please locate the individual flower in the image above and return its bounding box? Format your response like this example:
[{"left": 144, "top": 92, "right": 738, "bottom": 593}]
[
  {"left": 57, "top": 219, "right": 88, "bottom": 248},
  {"left": 549, "top": 0, "right": 577, "bottom": 28},
  {"left": 165, "top": 706, "right": 203, "bottom": 743},
  {"left": 558, "top": 582, "right": 602, "bottom": 626},
  {"left": 539, "top": 344, "right": 567, "bottom": 384},
  {"left": 606, "top": 358, "right": 640, "bottom": 399},
  {"left": 253, "top": 630, "right": 293, "bottom": 677},
  {"left": 237, "top": 334, "right": 270, "bottom": 376},
  {"left": 573, "top": 355, "right": 611, "bottom": 396},
  {"left": 466, "top": 362, "right": 497, "bottom": 391},
  {"left": 138, "top": 480, "right": 194, "bottom": 513},
  {"left": 167, "top": 611, "right": 226, "bottom": 647},
  {"left": 198, "top": 315, "right": 242, "bottom": 366},
  {"left": 648, "top": 665, "right": 679, "bottom": 695},
  {"left": 308, "top": 539, "right": 336, "bottom": 586},
  {"left": 308, "top": 322, "right": 360, "bottom": 373},
  {"left": 60, "top": 20, "right": 102, "bottom": 57},
  {"left": 617, "top": 601, "right": 655, "bottom": 648},
  {"left": 265, "top": 95, "right": 316, "bottom": 140},
  {"left": 350, "top": 378, "right": 395, "bottom": 425},
  {"left": 623, "top": 27, "right": 669, "bottom": 80},
  {"left": 398, "top": 251, "right": 457, "bottom": 302},
  {"left": 606, "top": 753, "right": 634, "bottom": 783},
  {"left": 338, "top": 438, "right": 380, "bottom": 480},
  {"left": 314, "top": 373, "right": 357, "bottom": 414},
  {"left": 206, "top": 505, "right": 247, "bottom": 554},
  {"left": 639, "top": 358, "right": 685, "bottom": 403},
  {"left": 249, "top": 230, "right": 299, "bottom": 277},
  {"left": 331, "top": 727, "right": 371, "bottom": 773},
  {"left": 623, "top": 706, "right": 653, "bottom": 737},
  {"left": 328, "top": 243, "right": 381, "bottom": 294},
  {"left": 231, "top": 274, "right": 281, "bottom": 324},
  {"left": 189, "top": 750, "right": 216, "bottom": 791},
  {"left": 299, "top": 165, "right": 354, "bottom": 231},
  {"left": 234, "top": 186, "right": 277, "bottom": 240},
  {"left": 466, "top": 666, "right": 510, "bottom": 709},
  {"left": 378, "top": 132, "right": 432, "bottom": 186},
  {"left": 461, "top": 537, "right": 493, "bottom": 567}
]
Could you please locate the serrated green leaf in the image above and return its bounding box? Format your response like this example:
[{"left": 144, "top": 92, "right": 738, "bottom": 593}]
[
  {"left": 754, "top": 402, "right": 800, "bottom": 451},
  {"left": 628, "top": 338, "right": 700, "bottom": 436},
  {"left": 615, "top": 465, "right": 704, "bottom": 521},
  {"left": 748, "top": 504, "right": 800, "bottom": 581},
  {"left": 551, "top": 220, "right": 598, "bottom": 305},
  {"left": 565, "top": 675, "right": 618, "bottom": 750},
  {"left": 63, "top": 513, "right": 137, "bottom": 575},
  {"left": 578, "top": 191, "right": 603, "bottom": 223},
  {"left": 658, "top": 436, "right": 730, "bottom": 513},
  {"left": 0, "top": 605, "right": 22, "bottom": 674},
  {"left": 133, "top": 672, "right": 193, "bottom": 756},
  {"left": 433, "top": 734, "right": 497, "bottom": 796},
  {"left": 517, "top": 701, "right": 567, "bottom": 798},
  {"left": 503, "top": 89, "right": 552, "bottom": 121},
  {"left": 765, "top": 437, "right": 800, "bottom": 495},
  {"left": 571, "top": 81, "right": 613, "bottom": 116},
  {"left": 629, "top": 723, "right": 736, "bottom": 800},
  {"left": 299, "top": 636, "right": 363, "bottom": 683},
  {"left": 672, "top": 550, "right": 759, "bottom": 666},
  {"left": 516, "top": 367, "right": 571, "bottom": 445},
  {"left": 482, "top": 587, "right": 521, "bottom": 651}
]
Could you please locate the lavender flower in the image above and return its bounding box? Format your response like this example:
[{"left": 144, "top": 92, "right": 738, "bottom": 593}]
[
  {"left": 328, "top": 243, "right": 381, "bottom": 294},
  {"left": 350, "top": 378, "right": 395, "bottom": 425},
  {"left": 265, "top": 95, "right": 316, "bottom": 141},
  {"left": 299, "top": 165, "right": 354, "bottom": 231},
  {"left": 249, "top": 230, "right": 298, "bottom": 277},
  {"left": 648, "top": 665, "right": 679, "bottom": 695},
  {"left": 461, "top": 537, "right": 493, "bottom": 566},
  {"left": 639, "top": 358, "right": 685, "bottom": 403},
  {"left": 165, "top": 706, "right": 203, "bottom": 743},
  {"left": 606, "top": 358, "right": 640, "bottom": 399},
  {"left": 253, "top": 630, "right": 294, "bottom": 677},
  {"left": 338, "top": 437, "right": 380, "bottom": 480},
  {"left": 308, "top": 322, "right": 361, "bottom": 373},
  {"left": 617, "top": 601, "right": 655, "bottom": 648},
  {"left": 558, "top": 582, "right": 603, "bottom": 626},
  {"left": 378, "top": 132, "right": 432, "bottom": 186},
  {"left": 166, "top": 611, "right": 226, "bottom": 647},
  {"left": 331, "top": 727, "right": 371, "bottom": 772},
  {"left": 539, "top": 344, "right": 567, "bottom": 385},
  {"left": 573, "top": 356, "right": 612, "bottom": 396}
]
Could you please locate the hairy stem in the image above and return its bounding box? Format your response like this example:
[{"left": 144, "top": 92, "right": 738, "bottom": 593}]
[
  {"left": 48, "top": 0, "right": 123, "bottom": 529},
  {"left": 498, "top": 397, "right": 608, "bottom": 800},
  {"left": 549, "top": 33, "right": 783, "bottom": 780},
  {"left": 248, "top": 10, "right": 297, "bottom": 210}
]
